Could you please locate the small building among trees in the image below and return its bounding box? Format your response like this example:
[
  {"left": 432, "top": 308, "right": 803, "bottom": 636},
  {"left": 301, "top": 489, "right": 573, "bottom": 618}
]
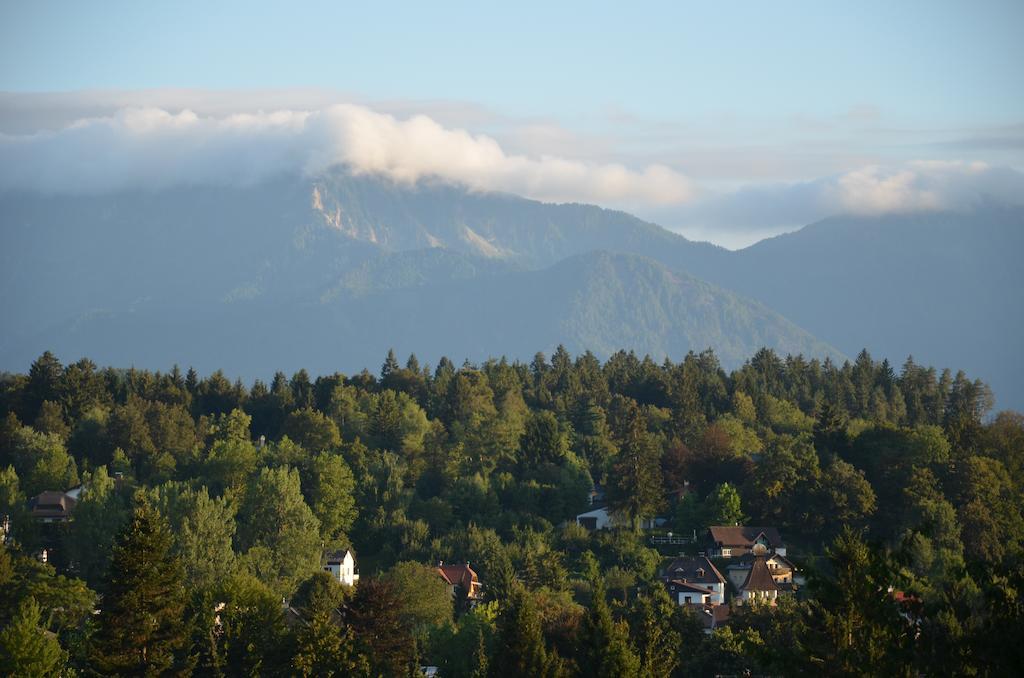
[{"left": 322, "top": 549, "right": 359, "bottom": 587}]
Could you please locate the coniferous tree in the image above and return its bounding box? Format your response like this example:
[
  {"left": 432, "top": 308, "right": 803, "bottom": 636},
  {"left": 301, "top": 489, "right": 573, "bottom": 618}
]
[
  {"left": 90, "top": 498, "right": 190, "bottom": 675},
  {"left": 347, "top": 578, "right": 415, "bottom": 677},
  {"left": 491, "top": 584, "right": 557, "bottom": 678},
  {"left": 577, "top": 556, "right": 640, "bottom": 678},
  {"left": 0, "top": 597, "right": 68, "bottom": 677},
  {"left": 291, "top": 571, "right": 365, "bottom": 677},
  {"left": 607, "top": 406, "right": 664, "bottom": 529}
]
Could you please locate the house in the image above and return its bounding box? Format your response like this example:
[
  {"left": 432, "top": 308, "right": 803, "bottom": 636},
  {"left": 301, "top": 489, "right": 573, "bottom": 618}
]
[
  {"left": 725, "top": 551, "right": 803, "bottom": 590},
  {"left": 437, "top": 562, "right": 482, "bottom": 602},
  {"left": 576, "top": 505, "right": 612, "bottom": 530},
  {"left": 575, "top": 504, "right": 667, "bottom": 531},
  {"left": 734, "top": 545, "right": 780, "bottom": 605},
  {"left": 705, "top": 526, "right": 786, "bottom": 558},
  {"left": 662, "top": 556, "right": 727, "bottom": 605},
  {"left": 323, "top": 549, "right": 359, "bottom": 587},
  {"left": 28, "top": 491, "right": 78, "bottom": 523}
]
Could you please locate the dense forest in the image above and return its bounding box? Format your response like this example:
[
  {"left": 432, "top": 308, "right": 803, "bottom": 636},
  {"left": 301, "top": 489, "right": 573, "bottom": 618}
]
[{"left": 1, "top": 346, "right": 1022, "bottom": 676}]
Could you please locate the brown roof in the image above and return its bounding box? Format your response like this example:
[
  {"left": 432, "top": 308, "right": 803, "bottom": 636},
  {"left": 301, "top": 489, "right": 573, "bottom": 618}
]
[
  {"left": 727, "top": 552, "right": 797, "bottom": 572},
  {"left": 707, "top": 526, "right": 784, "bottom": 549},
  {"left": 740, "top": 555, "right": 779, "bottom": 593},
  {"left": 663, "top": 556, "right": 726, "bottom": 586},
  {"left": 28, "top": 491, "right": 77, "bottom": 519}
]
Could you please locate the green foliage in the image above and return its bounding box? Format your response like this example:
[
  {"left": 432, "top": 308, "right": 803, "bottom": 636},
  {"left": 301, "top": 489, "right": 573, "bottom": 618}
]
[
  {"left": 382, "top": 561, "right": 454, "bottom": 637},
  {"left": 304, "top": 452, "right": 357, "bottom": 546},
  {"left": 491, "top": 584, "right": 561, "bottom": 678},
  {"left": 0, "top": 597, "right": 69, "bottom": 677},
  {"left": 577, "top": 555, "right": 640, "bottom": 678},
  {"left": 237, "top": 466, "right": 322, "bottom": 597},
  {"left": 90, "top": 498, "right": 191, "bottom": 675},
  {"left": 705, "top": 482, "right": 746, "bottom": 526},
  {"left": 291, "top": 571, "right": 366, "bottom": 677},
  {"left": 215, "top": 573, "right": 290, "bottom": 676},
  {"left": 0, "top": 347, "right": 1019, "bottom": 675}
]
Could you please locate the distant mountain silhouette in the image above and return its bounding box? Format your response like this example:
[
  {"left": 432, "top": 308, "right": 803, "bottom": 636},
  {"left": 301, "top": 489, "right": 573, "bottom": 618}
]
[{"left": 1, "top": 170, "right": 1019, "bottom": 408}]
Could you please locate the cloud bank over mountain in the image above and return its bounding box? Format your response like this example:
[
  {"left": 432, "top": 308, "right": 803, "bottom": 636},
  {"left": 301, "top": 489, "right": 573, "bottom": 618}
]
[
  {"left": 0, "top": 103, "right": 694, "bottom": 207},
  {"left": 661, "top": 161, "right": 1024, "bottom": 247},
  {"left": 2, "top": 93, "right": 1020, "bottom": 249}
]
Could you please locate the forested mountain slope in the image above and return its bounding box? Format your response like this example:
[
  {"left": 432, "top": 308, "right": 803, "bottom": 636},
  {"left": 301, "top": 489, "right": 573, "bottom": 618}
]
[
  {"left": 1, "top": 249, "right": 840, "bottom": 379},
  {"left": 695, "top": 208, "right": 1024, "bottom": 410},
  {"left": 2, "top": 171, "right": 1020, "bottom": 407}
]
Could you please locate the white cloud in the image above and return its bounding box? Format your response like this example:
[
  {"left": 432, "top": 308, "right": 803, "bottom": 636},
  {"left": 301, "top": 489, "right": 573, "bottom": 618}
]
[
  {"left": 0, "top": 103, "right": 695, "bottom": 207},
  {"left": 652, "top": 160, "right": 1024, "bottom": 242}
]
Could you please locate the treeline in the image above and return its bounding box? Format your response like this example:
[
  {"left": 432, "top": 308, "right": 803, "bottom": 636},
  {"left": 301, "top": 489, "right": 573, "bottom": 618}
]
[{"left": 0, "top": 347, "right": 1022, "bottom": 675}]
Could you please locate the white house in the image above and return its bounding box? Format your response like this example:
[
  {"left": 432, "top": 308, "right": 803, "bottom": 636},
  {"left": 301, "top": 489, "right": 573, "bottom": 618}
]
[
  {"left": 576, "top": 506, "right": 612, "bottom": 530},
  {"left": 323, "top": 549, "right": 359, "bottom": 587},
  {"left": 662, "top": 556, "right": 727, "bottom": 605}
]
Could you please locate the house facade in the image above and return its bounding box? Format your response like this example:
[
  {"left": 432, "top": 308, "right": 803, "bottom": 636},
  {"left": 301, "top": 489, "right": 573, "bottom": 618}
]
[
  {"left": 437, "top": 562, "right": 482, "bottom": 603},
  {"left": 576, "top": 506, "right": 612, "bottom": 530},
  {"left": 662, "top": 556, "right": 727, "bottom": 605},
  {"left": 323, "top": 549, "right": 359, "bottom": 587},
  {"left": 734, "top": 545, "right": 781, "bottom": 605}
]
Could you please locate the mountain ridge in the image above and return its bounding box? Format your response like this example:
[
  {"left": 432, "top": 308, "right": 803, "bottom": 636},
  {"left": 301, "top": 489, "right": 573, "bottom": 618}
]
[{"left": 1, "top": 170, "right": 1019, "bottom": 407}]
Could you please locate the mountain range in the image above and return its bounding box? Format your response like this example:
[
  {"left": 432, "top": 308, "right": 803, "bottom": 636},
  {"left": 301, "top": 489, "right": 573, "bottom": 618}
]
[{"left": 1, "top": 170, "right": 1021, "bottom": 410}]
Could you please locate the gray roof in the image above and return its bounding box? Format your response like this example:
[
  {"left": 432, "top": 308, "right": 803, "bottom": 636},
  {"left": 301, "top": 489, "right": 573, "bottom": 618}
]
[{"left": 662, "top": 556, "right": 726, "bottom": 586}]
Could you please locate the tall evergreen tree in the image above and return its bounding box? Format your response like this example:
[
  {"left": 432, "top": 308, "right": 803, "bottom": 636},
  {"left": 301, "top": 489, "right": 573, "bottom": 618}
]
[
  {"left": 577, "top": 556, "right": 640, "bottom": 678},
  {"left": 347, "top": 578, "right": 415, "bottom": 677},
  {"left": 607, "top": 409, "right": 664, "bottom": 529},
  {"left": 291, "top": 572, "right": 366, "bottom": 677},
  {"left": 0, "top": 597, "right": 68, "bottom": 678},
  {"left": 491, "top": 584, "right": 559, "bottom": 678},
  {"left": 90, "top": 498, "right": 190, "bottom": 675}
]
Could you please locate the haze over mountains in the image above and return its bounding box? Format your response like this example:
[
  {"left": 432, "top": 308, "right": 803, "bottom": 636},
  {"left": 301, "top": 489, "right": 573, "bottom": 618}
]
[{"left": 1, "top": 170, "right": 1021, "bottom": 409}]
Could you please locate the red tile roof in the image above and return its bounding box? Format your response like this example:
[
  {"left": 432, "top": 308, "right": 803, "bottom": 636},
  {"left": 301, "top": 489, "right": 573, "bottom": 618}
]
[{"left": 437, "top": 563, "right": 481, "bottom": 597}]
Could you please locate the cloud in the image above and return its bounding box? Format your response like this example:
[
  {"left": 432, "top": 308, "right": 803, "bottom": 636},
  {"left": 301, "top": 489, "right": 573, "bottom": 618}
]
[
  {"left": 0, "top": 103, "right": 695, "bottom": 207},
  {"left": 654, "top": 160, "right": 1024, "bottom": 240}
]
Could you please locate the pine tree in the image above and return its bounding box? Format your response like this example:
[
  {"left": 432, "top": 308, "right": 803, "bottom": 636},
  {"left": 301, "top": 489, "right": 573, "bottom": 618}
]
[
  {"left": 470, "top": 626, "right": 489, "bottom": 678},
  {"left": 292, "top": 572, "right": 365, "bottom": 677},
  {"left": 491, "top": 584, "right": 555, "bottom": 678},
  {"left": 607, "top": 409, "right": 664, "bottom": 529},
  {"left": 347, "top": 578, "right": 415, "bottom": 677},
  {"left": 90, "top": 498, "right": 190, "bottom": 675},
  {"left": 381, "top": 349, "right": 401, "bottom": 382},
  {"left": 578, "top": 556, "right": 641, "bottom": 678},
  {"left": 0, "top": 597, "right": 68, "bottom": 677}
]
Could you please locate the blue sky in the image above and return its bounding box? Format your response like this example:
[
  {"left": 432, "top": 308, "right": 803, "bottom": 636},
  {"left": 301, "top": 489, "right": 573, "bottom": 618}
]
[{"left": 1, "top": 1, "right": 1022, "bottom": 247}]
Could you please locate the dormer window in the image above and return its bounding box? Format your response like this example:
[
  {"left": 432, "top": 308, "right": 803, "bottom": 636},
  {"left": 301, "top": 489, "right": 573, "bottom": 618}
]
[{"left": 697, "top": 568, "right": 705, "bottom": 577}]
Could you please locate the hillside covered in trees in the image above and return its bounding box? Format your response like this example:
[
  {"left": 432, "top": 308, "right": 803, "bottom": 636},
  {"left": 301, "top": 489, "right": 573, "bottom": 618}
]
[
  {"left": 5, "top": 172, "right": 1021, "bottom": 409},
  {"left": 1, "top": 346, "right": 1022, "bottom": 676}
]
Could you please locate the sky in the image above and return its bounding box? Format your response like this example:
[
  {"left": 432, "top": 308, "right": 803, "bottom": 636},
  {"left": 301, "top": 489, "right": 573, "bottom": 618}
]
[{"left": 1, "top": 0, "right": 1023, "bottom": 248}]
